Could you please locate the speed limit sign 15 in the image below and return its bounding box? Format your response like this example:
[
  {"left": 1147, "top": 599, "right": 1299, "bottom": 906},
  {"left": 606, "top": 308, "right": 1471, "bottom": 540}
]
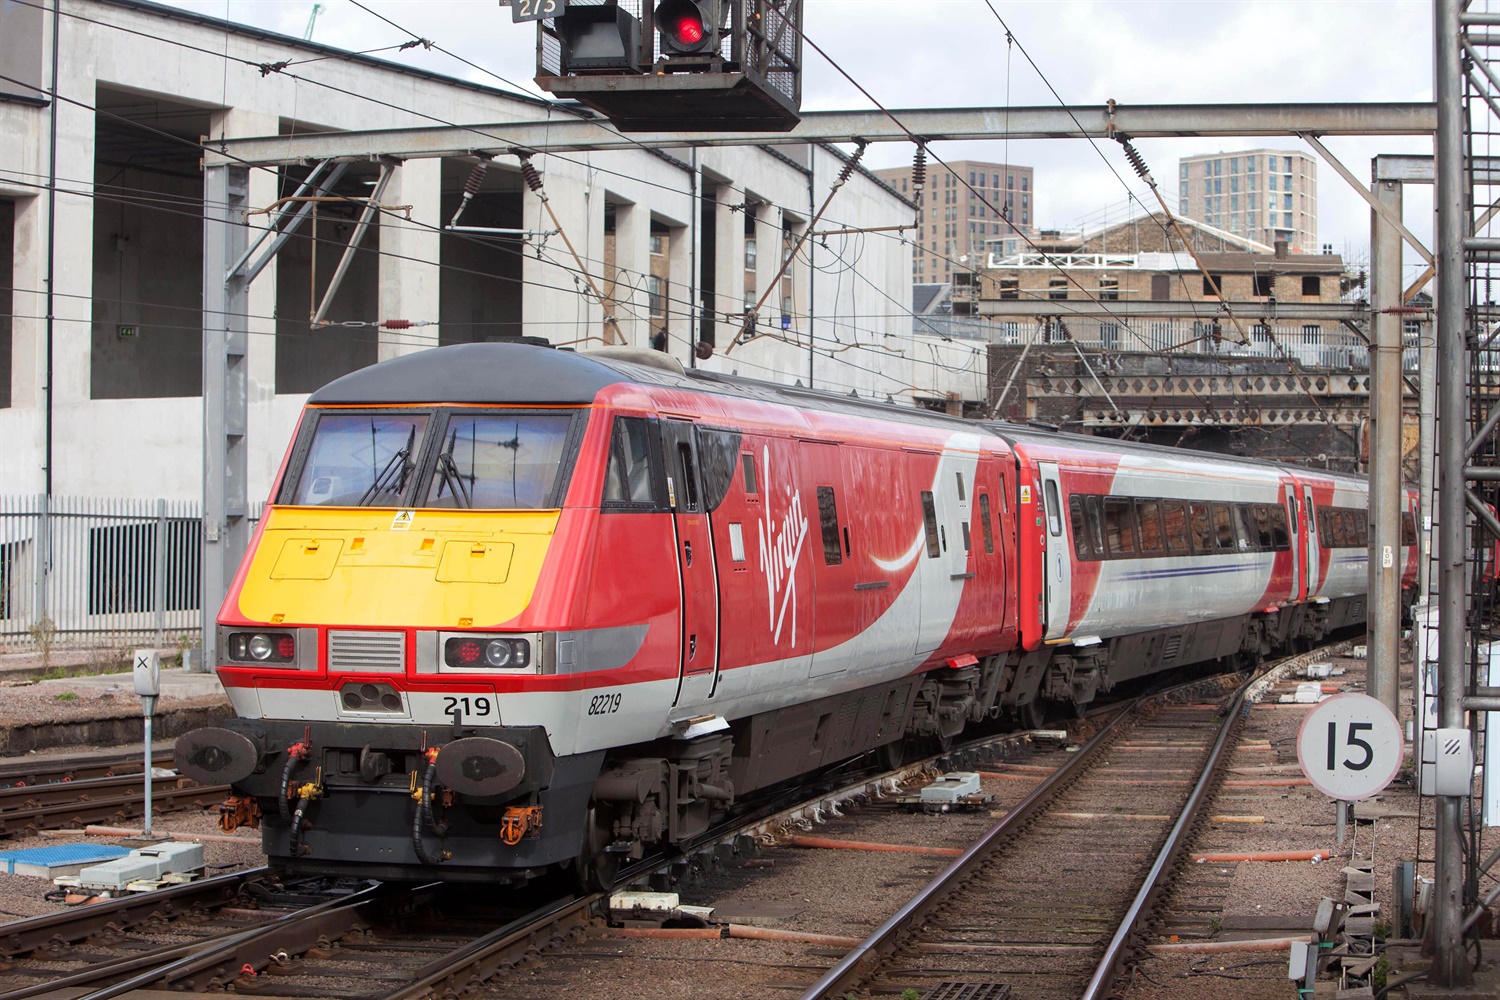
[{"left": 1296, "top": 693, "right": 1404, "bottom": 801}]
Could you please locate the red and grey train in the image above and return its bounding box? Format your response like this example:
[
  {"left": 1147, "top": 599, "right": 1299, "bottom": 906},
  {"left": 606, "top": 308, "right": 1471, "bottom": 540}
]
[{"left": 176, "top": 341, "right": 1418, "bottom": 883}]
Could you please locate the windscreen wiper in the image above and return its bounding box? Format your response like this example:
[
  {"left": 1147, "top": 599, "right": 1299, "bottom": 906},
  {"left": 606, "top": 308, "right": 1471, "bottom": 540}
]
[
  {"left": 433, "top": 429, "right": 472, "bottom": 508},
  {"left": 357, "top": 425, "right": 416, "bottom": 506}
]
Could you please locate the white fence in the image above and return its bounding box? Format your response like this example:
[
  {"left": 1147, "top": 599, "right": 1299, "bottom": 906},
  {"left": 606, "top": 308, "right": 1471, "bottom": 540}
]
[{"left": 0, "top": 495, "right": 260, "bottom": 653}]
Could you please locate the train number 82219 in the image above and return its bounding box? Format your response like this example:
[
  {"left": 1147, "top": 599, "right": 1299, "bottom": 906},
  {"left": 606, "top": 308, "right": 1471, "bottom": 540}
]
[{"left": 587, "top": 692, "right": 622, "bottom": 716}]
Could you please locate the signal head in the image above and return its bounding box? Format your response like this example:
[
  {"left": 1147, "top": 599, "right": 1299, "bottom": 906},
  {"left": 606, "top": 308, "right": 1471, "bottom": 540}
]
[{"left": 656, "top": 0, "right": 717, "bottom": 55}]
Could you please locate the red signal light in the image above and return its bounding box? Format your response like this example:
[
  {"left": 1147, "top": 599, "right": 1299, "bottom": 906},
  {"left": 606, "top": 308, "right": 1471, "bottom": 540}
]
[
  {"left": 454, "top": 639, "right": 482, "bottom": 665},
  {"left": 672, "top": 14, "right": 704, "bottom": 45},
  {"left": 276, "top": 635, "right": 297, "bottom": 659}
]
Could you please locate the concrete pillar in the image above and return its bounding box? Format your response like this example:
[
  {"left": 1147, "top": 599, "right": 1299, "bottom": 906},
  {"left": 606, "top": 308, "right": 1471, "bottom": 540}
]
[
  {"left": 611, "top": 197, "right": 650, "bottom": 348},
  {"left": 1366, "top": 176, "right": 1402, "bottom": 715},
  {"left": 666, "top": 222, "right": 692, "bottom": 360},
  {"left": 714, "top": 184, "right": 744, "bottom": 349},
  {"left": 378, "top": 158, "right": 442, "bottom": 360},
  {"left": 521, "top": 166, "right": 602, "bottom": 348},
  {"left": 754, "top": 203, "right": 781, "bottom": 334}
]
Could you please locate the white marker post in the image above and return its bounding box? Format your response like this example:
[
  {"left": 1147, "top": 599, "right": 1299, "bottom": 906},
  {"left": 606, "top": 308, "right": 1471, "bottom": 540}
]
[
  {"left": 133, "top": 650, "right": 161, "bottom": 838},
  {"left": 1297, "top": 693, "right": 1404, "bottom": 846}
]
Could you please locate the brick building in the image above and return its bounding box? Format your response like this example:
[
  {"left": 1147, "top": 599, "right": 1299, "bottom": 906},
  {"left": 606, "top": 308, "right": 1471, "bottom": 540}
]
[
  {"left": 1177, "top": 149, "right": 1318, "bottom": 251},
  {"left": 874, "top": 159, "right": 1034, "bottom": 284}
]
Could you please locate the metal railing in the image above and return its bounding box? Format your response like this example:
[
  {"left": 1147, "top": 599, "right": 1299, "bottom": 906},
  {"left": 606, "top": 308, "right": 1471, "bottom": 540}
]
[{"left": 0, "top": 495, "right": 261, "bottom": 653}]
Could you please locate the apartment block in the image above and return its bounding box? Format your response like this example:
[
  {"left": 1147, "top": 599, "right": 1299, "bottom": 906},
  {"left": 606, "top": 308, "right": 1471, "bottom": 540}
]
[
  {"left": 1177, "top": 150, "right": 1317, "bottom": 251},
  {"left": 873, "top": 160, "right": 1034, "bottom": 283}
]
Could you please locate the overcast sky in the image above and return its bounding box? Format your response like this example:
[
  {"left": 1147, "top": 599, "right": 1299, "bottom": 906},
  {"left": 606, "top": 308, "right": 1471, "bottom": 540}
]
[{"left": 164, "top": 0, "right": 1438, "bottom": 277}]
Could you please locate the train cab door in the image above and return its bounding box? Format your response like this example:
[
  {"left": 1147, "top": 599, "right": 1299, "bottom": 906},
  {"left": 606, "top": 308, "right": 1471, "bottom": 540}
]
[
  {"left": 661, "top": 420, "right": 720, "bottom": 709},
  {"left": 1303, "top": 485, "right": 1322, "bottom": 597},
  {"left": 1037, "top": 462, "right": 1071, "bottom": 641}
]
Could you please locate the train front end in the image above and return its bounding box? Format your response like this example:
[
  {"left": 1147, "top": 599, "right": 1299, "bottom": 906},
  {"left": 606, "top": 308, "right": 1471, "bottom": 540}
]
[{"left": 174, "top": 344, "right": 640, "bottom": 882}]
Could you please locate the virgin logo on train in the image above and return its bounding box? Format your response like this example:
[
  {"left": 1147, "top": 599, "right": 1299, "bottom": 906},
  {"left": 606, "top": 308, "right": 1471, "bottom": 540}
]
[{"left": 757, "top": 445, "right": 809, "bottom": 646}]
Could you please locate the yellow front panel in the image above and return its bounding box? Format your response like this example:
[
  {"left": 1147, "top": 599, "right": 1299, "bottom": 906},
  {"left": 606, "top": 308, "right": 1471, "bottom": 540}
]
[{"left": 237, "top": 507, "right": 558, "bottom": 628}]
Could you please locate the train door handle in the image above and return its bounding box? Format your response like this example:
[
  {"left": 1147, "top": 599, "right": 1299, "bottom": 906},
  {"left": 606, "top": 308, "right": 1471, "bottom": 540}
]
[
  {"left": 688, "top": 634, "right": 697, "bottom": 659},
  {"left": 683, "top": 540, "right": 693, "bottom": 566}
]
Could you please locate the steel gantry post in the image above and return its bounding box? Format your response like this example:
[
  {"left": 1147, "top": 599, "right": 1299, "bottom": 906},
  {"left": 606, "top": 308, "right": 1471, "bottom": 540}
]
[
  {"left": 1367, "top": 174, "right": 1405, "bottom": 715},
  {"left": 201, "top": 164, "right": 251, "bottom": 676},
  {"left": 1431, "top": 0, "right": 1473, "bottom": 986}
]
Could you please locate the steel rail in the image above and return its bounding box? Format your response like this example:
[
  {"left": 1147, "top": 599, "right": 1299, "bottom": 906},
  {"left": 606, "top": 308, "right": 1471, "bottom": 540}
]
[
  {"left": 1079, "top": 676, "right": 1254, "bottom": 998},
  {"left": 0, "top": 749, "right": 173, "bottom": 788},
  {"left": 0, "top": 774, "right": 227, "bottom": 834},
  {"left": 797, "top": 702, "right": 1136, "bottom": 999},
  {"left": 368, "top": 894, "right": 598, "bottom": 1000},
  {"left": 0, "top": 866, "right": 267, "bottom": 959},
  {"left": 49, "top": 880, "right": 391, "bottom": 1000}
]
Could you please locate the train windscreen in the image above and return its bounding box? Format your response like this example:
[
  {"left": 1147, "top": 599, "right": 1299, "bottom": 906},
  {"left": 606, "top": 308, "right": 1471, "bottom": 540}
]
[{"left": 287, "top": 412, "right": 430, "bottom": 507}]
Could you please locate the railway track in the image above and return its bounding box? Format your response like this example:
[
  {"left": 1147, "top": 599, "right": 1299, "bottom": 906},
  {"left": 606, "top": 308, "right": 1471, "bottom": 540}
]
[
  {"left": 0, "top": 652, "right": 1331, "bottom": 1000},
  {"left": 797, "top": 656, "right": 1317, "bottom": 1000},
  {"left": 0, "top": 749, "right": 173, "bottom": 789}
]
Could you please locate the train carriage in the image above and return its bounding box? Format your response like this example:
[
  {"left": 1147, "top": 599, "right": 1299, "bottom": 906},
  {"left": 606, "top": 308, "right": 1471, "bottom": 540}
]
[{"left": 177, "top": 341, "right": 1411, "bottom": 884}]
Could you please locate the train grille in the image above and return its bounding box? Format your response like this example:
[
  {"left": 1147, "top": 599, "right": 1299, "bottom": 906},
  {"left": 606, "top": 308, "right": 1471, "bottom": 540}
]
[{"left": 328, "top": 631, "right": 406, "bottom": 673}]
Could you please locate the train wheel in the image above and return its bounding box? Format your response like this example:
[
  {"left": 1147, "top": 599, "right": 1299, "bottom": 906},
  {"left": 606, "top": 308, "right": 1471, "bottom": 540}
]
[
  {"left": 878, "top": 739, "right": 906, "bottom": 771},
  {"left": 578, "top": 804, "right": 621, "bottom": 893},
  {"left": 1016, "top": 700, "right": 1044, "bottom": 731}
]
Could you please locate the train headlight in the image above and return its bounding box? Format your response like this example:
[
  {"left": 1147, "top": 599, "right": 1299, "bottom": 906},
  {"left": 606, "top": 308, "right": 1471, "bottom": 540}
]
[
  {"left": 227, "top": 631, "right": 296, "bottom": 664},
  {"left": 444, "top": 636, "right": 530, "bottom": 670}
]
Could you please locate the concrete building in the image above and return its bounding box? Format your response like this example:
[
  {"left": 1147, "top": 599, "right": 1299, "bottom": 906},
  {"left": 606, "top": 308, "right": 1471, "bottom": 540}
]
[
  {"left": 1177, "top": 149, "right": 1318, "bottom": 251},
  {"left": 873, "top": 159, "right": 1034, "bottom": 284},
  {"left": 0, "top": 0, "right": 986, "bottom": 508}
]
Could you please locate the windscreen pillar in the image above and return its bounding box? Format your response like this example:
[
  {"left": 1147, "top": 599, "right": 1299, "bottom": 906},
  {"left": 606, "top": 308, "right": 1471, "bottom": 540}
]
[
  {"left": 1366, "top": 174, "right": 1404, "bottom": 714},
  {"left": 378, "top": 158, "right": 442, "bottom": 360}
]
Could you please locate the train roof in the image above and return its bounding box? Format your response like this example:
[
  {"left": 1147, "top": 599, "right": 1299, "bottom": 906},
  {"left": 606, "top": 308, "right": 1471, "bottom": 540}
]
[
  {"left": 985, "top": 420, "right": 1369, "bottom": 486},
  {"left": 307, "top": 342, "right": 1366, "bottom": 484}
]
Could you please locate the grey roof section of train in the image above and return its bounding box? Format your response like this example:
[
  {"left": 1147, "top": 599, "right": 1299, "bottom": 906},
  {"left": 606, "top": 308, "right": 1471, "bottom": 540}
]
[{"left": 304, "top": 342, "right": 1365, "bottom": 484}]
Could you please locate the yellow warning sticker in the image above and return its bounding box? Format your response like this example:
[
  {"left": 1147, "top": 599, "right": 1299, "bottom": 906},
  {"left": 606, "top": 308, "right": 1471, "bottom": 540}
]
[
  {"left": 1019, "top": 485, "right": 1032, "bottom": 504},
  {"left": 391, "top": 510, "right": 414, "bottom": 531}
]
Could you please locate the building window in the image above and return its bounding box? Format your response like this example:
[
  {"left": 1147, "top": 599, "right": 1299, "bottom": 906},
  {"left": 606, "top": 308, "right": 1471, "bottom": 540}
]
[
  {"left": 1021, "top": 175, "right": 1028, "bottom": 191},
  {"left": 1180, "top": 163, "right": 1189, "bottom": 180},
  {"left": 1099, "top": 276, "right": 1119, "bottom": 301},
  {"left": 1269, "top": 155, "right": 1278, "bottom": 171},
  {"left": 648, "top": 275, "right": 665, "bottom": 318},
  {"left": 999, "top": 277, "right": 1019, "bottom": 300},
  {"left": 745, "top": 239, "right": 756, "bottom": 270},
  {"left": 1269, "top": 175, "right": 1278, "bottom": 192},
  {"left": 1253, "top": 273, "right": 1273, "bottom": 297},
  {"left": 1284, "top": 156, "right": 1293, "bottom": 171},
  {"left": 1302, "top": 275, "right": 1321, "bottom": 296},
  {"left": 650, "top": 234, "right": 664, "bottom": 255},
  {"left": 1007, "top": 174, "right": 1014, "bottom": 188},
  {"left": 1230, "top": 157, "right": 1239, "bottom": 172},
  {"left": 1204, "top": 274, "right": 1225, "bottom": 297}
]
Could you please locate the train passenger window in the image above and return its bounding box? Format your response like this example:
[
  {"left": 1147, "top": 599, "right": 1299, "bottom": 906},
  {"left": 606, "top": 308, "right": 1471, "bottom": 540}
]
[
  {"left": 1269, "top": 505, "right": 1291, "bottom": 549},
  {"left": 1333, "top": 511, "right": 1351, "bottom": 548},
  {"left": 1287, "top": 495, "right": 1299, "bottom": 533},
  {"left": 1402, "top": 513, "right": 1417, "bottom": 547},
  {"left": 1136, "top": 500, "right": 1164, "bottom": 555},
  {"left": 1189, "top": 503, "right": 1214, "bottom": 553},
  {"left": 1233, "top": 505, "right": 1257, "bottom": 552},
  {"left": 920, "top": 492, "right": 941, "bottom": 558},
  {"left": 817, "top": 486, "right": 842, "bottom": 566},
  {"left": 1251, "top": 505, "right": 1275, "bottom": 551},
  {"left": 1043, "top": 480, "right": 1063, "bottom": 536},
  {"left": 603, "top": 418, "right": 657, "bottom": 507},
  {"left": 1162, "top": 501, "right": 1190, "bottom": 555},
  {"left": 1103, "top": 497, "right": 1137, "bottom": 557},
  {"left": 978, "top": 494, "right": 995, "bottom": 554},
  {"left": 742, "top": 453, "right": 758, "bottom": 495},
  {"left": 1211, "top": 504, "right": 1236, "bottom": 552},
  {"left": 1069, "top": 496, "right": 1093, "bottom": 560},
  {"left": 961, "top": 521, "right": 972, "bottom": 552},
  {"left": 956, "top": 471, "right": 966, "bottom": 502}
]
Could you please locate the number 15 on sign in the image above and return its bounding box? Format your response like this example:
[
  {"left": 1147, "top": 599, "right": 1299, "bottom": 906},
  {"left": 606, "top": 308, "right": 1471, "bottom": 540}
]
[{"left": 1296, "top": 693, "right": 1404, "bottom": 802}]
